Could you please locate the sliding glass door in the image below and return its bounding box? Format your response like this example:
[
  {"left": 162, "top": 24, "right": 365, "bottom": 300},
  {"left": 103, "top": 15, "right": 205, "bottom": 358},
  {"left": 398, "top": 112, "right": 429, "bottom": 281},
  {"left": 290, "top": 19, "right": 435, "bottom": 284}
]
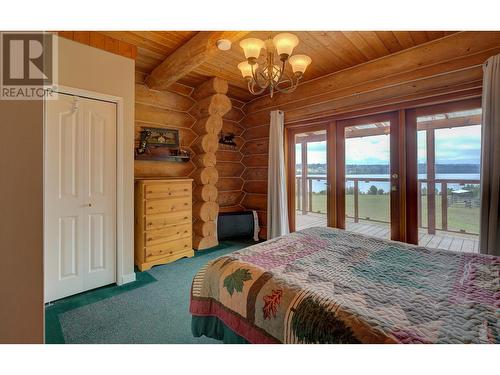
[
  {"left": 336, "top": 112, "right": 403, "bottom": 241},
  {"left": 287, "top": 126, "right": 330, "bottom": 231},
  {"left": 407, "top": 99, "right": 482, "bottom": 252},
  {"left": 286, "top": 97, "right": 481, "bottom": 252}
]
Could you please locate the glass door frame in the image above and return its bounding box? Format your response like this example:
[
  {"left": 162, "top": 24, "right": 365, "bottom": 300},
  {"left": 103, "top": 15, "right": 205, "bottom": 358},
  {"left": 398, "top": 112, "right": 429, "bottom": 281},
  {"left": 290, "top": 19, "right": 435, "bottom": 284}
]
[
  {"left": 405, "top": 97, "right": 482, "bottom": 244},
  {"left": 335, "top": 111, "right": 404, "bottom": 241},
  {"left": 286, "top": 123, "right": 335, "bottom": 232}
]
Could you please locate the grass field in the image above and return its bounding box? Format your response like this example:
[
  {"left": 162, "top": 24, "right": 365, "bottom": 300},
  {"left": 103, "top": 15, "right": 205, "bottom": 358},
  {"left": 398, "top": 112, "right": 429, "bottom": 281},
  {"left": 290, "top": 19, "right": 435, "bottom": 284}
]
[{"left": 300, "top": 193, "right": 480, "bottom": 234}]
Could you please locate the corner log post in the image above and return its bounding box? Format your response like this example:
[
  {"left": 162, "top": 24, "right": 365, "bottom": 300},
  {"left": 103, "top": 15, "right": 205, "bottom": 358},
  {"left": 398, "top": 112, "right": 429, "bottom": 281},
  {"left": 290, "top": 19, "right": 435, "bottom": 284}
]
[{"left": 190, "top": 77, "right": 231, "bottom": 250}]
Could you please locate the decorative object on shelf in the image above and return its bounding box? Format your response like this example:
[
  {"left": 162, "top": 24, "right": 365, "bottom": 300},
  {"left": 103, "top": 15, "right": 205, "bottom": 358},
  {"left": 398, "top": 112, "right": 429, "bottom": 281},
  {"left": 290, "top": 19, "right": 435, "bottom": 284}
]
[
  {"left": 218, "top": 132, "right": 237, "bottom": 150},
  {"left": 135, "top": 127, "right": 190, "bottom": 162},
  {"left": 237, "top": 33, "right": 312, "bottom": 98}
]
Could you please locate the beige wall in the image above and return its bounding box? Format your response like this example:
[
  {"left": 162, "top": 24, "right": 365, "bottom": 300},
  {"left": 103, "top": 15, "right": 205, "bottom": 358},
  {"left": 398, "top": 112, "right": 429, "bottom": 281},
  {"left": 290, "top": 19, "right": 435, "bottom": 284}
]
[
  {"left": 0, "top": 100, "right": 44, "bottom": 343},
  {"left": 57, "top": 36, "right": 136, "bottom": 282}
]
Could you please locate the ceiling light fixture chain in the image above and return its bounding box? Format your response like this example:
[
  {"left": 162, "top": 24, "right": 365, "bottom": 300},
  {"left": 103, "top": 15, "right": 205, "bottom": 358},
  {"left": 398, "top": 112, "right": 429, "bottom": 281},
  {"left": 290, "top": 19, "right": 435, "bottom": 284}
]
[{"left": 237, "top": 33, "right": 312, "bottom": 98}]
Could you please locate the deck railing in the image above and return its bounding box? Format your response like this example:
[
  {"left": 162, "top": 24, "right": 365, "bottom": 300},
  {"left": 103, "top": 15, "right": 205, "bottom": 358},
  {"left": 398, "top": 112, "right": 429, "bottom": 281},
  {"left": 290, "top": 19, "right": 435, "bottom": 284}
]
[{"left": 295, "top": 176, "right": 480, "bottom": 235}]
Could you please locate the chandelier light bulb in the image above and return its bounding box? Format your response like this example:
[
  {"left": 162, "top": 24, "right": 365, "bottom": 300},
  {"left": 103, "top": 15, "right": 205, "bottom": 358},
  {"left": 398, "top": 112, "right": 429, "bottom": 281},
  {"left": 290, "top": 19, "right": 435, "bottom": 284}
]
[
  {"left": 237, "top": 61, "right": 256, "bottom": 79},
  {"left": 239, "top": 38, "right": 265, "bottom": 61},
  {"left": 289, "top": 54, "right": 312, "bottom": 75},
  {"left": 272, "top": 33, "right": 299, "bottom": 59}
]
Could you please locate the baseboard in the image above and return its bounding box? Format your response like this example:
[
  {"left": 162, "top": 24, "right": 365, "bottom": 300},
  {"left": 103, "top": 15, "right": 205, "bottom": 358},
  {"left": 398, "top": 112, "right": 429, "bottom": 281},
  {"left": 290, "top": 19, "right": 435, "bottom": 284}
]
[{"left": 118, "top": 272, "right": 136, "bottom": 285}]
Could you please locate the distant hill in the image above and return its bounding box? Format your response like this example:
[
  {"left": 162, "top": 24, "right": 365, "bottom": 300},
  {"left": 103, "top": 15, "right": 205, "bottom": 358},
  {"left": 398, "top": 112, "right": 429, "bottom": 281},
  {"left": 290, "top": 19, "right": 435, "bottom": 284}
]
[{"left": 297, "top": 163, "right": 480, "bottom": 175}]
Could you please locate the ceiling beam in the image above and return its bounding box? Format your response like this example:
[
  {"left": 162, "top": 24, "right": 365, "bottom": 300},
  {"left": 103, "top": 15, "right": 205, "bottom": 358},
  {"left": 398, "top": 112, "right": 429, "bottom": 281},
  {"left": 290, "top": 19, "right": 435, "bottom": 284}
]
[{"left": 145, "top": 31, "right": 249, "bottom": 91}]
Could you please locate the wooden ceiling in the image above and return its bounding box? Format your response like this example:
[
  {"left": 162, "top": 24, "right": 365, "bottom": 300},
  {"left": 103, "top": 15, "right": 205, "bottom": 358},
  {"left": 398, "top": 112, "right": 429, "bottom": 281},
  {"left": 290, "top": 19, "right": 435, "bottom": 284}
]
[{"left": 103, "top": 31, "right": 456, "bottom": 101}]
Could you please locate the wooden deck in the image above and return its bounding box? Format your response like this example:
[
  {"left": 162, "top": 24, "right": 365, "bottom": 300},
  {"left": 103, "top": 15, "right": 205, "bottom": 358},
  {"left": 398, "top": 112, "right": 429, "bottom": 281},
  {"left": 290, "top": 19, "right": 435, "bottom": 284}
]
[{"left": 296, "top": 211, "right": 479, "bottom": 253}]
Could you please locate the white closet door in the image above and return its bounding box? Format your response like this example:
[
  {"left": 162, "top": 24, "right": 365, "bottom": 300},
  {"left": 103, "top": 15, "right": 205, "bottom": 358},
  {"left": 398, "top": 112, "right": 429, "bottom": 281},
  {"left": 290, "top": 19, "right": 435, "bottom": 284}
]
[{"left": 44, "top": 93, "right": 116, "bottom": 302}]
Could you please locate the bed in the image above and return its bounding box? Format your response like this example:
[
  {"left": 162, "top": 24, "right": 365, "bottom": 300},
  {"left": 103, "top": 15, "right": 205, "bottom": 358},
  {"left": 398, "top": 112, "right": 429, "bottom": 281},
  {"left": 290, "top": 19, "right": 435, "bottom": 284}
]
[{"left": 189, "top": 227, "right": 500, "bottom": 344}]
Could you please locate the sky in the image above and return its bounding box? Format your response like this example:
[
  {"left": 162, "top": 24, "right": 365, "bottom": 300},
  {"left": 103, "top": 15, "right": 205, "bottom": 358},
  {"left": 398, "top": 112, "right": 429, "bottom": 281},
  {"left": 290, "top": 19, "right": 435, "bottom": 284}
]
[{"left": 297, "top": 125, "right": 481, "bottom": 165}]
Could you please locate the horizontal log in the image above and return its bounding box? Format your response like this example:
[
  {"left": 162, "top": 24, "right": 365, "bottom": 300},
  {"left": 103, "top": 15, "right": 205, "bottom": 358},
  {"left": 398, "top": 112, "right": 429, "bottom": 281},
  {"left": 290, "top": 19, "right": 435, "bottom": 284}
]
[
  {"left": 193, "top": 234, "right": 218, "bottom": 250},
  {"left": 242, "top": 154, "right": 268, "bottom": 167},
  {"left": 224, "top": 107, "right": 245, "bottom": 122},
  {"left": 192, "top": 115, "right": 223, "bottom": 136},
  {"left": 193, "top": 220, "right": 216, "bottom": 237},
  {"left": 193, "top": 201, "right": 219, "bottom": 222},
  {"left": 219, "top": 205, "right": 245, "bottom": 213},
  {"left": 135, "top": 83, "right": 194, "bottom": 112},
  {"left": 244, "top": 32, "right": 500, "bottom": 115},
  {"left": 135, "top": 103, "right": 195, "bottom": 128},
  {"left": 241, "top": 139, "right": 269, "bottom": 155},
  {"left": 284, "top": 75, "right": 483, "bottom": 126},
  {"left": 190, "top": 94, "right": 232, "bottom": 118},
  {"left": 243, "top": 180, "right": 267, "bottom": 194},
  {"left": 244, "top": 66, "right": 483, "bottom": 127},
  {"left": 216, "top": 177, "right": 244, "bottom": 192},
  {"left": 192, "top": 77, "right": 228, "bottom": 101},
  {"left": 219, "top": 136, "right": 244, "bottom": 151},
  {"left": 222, "top": 119, "right": 244, "bottom": 136},
  {"left": 192, "top": 152, "right": 217, "bottom": 168},
  {"left": 242, "top": 168, "right": 268, "bottom": 181},
  {"left": 243, "top": 125, "right": 269, "bottom": 140},
  {"left": 191, "top": 166, "right": 219, "bottom": 185},
  {"left": 216, "top": 150, "right": 243, "bottom": 162},
  {"left": 218, "top": 191, "right": 244, "bottom": 207},
  {"left": 230, "top": 98, "right": 245, "bottom": 110},
  {"left": 215, "top": 162, "right": 245, "bottom": 177},
  {"left": 167, "top": 82, "right": 195, "bottom": 97},
  {"left": 242, "top": 194, "right": 267, "bottom": 211},
  {"left": 285, "top": 83, "right": 482, "bottom": 128},
  {"left": 134, "top": 160, "right": 196, "bottom": 178},
  {"left": 190, "top": 134, "right": 219, "bottom": 154},
  {"left": 193, "top": 184, "right": 218, "bottom": 202}
]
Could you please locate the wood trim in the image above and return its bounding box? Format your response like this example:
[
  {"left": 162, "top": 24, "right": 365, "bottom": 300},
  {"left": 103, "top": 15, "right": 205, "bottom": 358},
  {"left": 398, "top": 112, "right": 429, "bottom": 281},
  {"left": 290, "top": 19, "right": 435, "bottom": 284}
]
[
  {"left": 327, "top": 122, "right": 337, "bottom": 228},
  {"left": 335, "top": 122, "right": 346, "bottom": 229},
  {"left": 388, "top": 111, "right": 402, "bottom": 241},
  {"left": 398, "top": 109, "right": 407, "bottom": 242},
  {"left": 55, "top": 31, "right": 137, "bottom": 60},
  {"left": 405, "top": 108, "right": 419, "bottom": 245},
  {"left": 284, "top": 87, "right": 482, "bottom": 129},
  {"left": 413, "top": 97, "right": 482, "bottom": 117}
]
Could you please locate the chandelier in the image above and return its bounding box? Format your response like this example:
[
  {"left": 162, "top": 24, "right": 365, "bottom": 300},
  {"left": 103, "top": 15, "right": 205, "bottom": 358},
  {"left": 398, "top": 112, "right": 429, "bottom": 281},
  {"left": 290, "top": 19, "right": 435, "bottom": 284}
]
[{"left": 237, "top": 33, "right": 312, "bottom": 98}]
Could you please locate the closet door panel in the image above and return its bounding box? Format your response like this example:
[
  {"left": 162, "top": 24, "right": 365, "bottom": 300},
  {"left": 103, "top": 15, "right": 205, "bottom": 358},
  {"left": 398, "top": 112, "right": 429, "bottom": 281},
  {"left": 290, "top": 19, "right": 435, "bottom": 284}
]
[
  {"left": 44, "top": 94, "right": 85, "bottom": 302},
  {"left": 81, "top": 98, "right": 116, "bottom": 289}
]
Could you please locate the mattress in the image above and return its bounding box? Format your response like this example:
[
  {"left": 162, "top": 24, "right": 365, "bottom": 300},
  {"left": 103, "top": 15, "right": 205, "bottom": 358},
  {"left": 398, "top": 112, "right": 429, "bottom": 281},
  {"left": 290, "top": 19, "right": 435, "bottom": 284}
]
[{"left": 190, "top": 227, "right": 500, "bottom": 343}]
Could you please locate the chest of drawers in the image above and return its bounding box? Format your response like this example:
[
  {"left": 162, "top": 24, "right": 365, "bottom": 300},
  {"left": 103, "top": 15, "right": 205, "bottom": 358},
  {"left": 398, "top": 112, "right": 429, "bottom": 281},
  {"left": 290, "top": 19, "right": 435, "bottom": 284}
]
[{"left": 135, "top": 179, "right": 194, "bottom": 271}]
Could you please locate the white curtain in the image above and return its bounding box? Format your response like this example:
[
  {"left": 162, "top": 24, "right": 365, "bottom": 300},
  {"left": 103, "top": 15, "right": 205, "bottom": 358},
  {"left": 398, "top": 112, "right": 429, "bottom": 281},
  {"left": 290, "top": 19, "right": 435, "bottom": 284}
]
[
  {"left": 267, "top": 110, "right": 289, "bottom": 239},
  {"left": 480, "top": 54, "right": 500, "bottom": 256}
]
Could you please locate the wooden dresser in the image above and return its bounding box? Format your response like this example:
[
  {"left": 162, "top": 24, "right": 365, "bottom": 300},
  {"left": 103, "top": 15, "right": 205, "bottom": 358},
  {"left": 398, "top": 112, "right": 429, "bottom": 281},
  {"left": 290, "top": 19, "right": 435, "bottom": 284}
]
[{"left": 135, "top": 178, "right": 194, "bottom": 271}]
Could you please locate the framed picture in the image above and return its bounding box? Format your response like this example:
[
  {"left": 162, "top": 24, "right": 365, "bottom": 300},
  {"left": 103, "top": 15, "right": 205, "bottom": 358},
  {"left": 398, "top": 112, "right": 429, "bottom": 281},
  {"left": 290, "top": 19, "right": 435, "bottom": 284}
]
[
  {"left": 141, "top": 127, "right": 179, "bottom": 148},
  {"left": 135, "top": 127, "right": 188, "bottom": 162}
]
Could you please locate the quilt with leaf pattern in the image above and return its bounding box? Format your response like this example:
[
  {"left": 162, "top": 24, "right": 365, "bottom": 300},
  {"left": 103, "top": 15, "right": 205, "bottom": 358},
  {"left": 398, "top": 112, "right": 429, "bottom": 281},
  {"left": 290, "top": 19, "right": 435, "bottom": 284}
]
[{"left": 190, "top": 227, "right": 500, "bottom": 343}]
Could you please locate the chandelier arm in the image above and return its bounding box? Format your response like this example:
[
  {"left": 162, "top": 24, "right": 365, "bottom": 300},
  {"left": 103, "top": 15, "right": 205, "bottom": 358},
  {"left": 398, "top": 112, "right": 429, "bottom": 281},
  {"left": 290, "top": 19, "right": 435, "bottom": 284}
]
[
  {"left": 276, "top": 59, "right": 286, "bottom": 83},
  {"left": 248, "top": 79, "right": 268, "bottom": 96},
  {"left": 275, "top": 71, "right": 301, "bottom": 94}
]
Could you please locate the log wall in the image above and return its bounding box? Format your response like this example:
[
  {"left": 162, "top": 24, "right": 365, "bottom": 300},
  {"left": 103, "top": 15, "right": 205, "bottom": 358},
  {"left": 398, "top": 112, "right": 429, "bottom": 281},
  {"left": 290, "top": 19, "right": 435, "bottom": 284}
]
[
  {"left": 134, "top": 72, "right": 197, "bottom": 178},
  {"left": 134, "top": 74, "right": 246, "bottom": 246}
]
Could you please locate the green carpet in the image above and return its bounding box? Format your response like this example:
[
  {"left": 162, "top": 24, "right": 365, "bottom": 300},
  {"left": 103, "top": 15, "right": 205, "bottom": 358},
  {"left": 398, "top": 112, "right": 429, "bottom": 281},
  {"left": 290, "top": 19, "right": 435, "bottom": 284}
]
[{"left": 45, "top": 239, "right": 255, "bottom": 344}]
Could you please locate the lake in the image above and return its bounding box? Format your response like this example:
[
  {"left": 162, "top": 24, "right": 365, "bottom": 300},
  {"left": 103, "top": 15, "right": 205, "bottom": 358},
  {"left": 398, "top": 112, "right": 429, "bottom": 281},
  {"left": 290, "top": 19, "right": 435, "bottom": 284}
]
[{"left": 299, "top": 173, "right": 481, "bottom": 193}]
